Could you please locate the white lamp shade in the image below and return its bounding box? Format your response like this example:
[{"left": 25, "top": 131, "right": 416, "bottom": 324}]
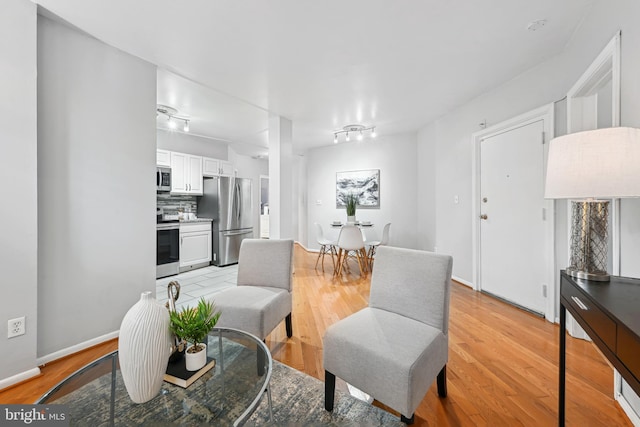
[{"left": 544, "top": 127, "right": 640, "bottom": 199}]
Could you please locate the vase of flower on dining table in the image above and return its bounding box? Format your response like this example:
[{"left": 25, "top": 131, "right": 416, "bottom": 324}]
[{"left": 345, "top": 193, "right": 357, "bottom": 225}]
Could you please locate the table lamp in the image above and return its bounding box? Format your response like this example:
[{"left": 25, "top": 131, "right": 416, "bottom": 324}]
[{"left": 545, "top": 127, "right": 640, "bottom": 281}]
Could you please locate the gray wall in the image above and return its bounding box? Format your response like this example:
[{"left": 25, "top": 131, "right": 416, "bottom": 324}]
[
  {"left": 305, "top": 133, "right": 419, "bottom": 250},
  {"left": 0, "top": 0, "right": 38, "bottom": 384},
  {"left": 37, "top": 16, "right": 157, "bottom": 357},
  {"left": 418, "top": 0, "right": 640, "bottom": 283},
  {"left": 157, "top": 129, "right": 229, "bottom": 160}
]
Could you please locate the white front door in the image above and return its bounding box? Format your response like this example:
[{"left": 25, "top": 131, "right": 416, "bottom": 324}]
[{"left": 480, "top": 119, "right": 546, "bottom": 315}]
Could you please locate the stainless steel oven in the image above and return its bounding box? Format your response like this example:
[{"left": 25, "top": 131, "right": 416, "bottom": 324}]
[{"left": 157, "top": 221, "right": 179, "bottom": 278}]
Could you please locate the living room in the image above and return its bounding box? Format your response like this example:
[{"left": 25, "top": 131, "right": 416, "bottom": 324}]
[{"left": 3, "top": 0, "right": 640, "bottom": 425}]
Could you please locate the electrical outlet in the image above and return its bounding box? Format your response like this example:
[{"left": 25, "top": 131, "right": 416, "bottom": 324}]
[{"left": 8, "top": 317, "right": 25, "bottom": 338}]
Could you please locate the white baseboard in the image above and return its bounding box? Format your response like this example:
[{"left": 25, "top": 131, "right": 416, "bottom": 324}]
[
  {"left": 617, "top": 392, "right": 640, "bottom": 427},
  {"left": 452, "top": 275, "right": 473, "bottom": 288},
  {"left": 0, "top": 367, "right": 41, "bottom": 391},
  {"left": 37, "top": 330, "right": 119, "bottom": 366},
  {"left": 295, "top": 241, "right": 319, "bottom": 253}
]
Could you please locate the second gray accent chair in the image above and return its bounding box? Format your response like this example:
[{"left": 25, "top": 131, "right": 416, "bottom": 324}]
[
  {"left": 213, "top": 239, "right": 294, "bottom": 342},
  {"left": 323, "top": 246, "right": 453, "bottom": 424}
]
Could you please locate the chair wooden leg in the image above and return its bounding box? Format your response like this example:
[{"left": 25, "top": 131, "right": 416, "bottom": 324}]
[
  {"left": 335, "top": 249, "right": 344, "bottom": 276},
  {"left": 315, "top": 244, "right": 324, "bottom": 270},
  {"left": 437, "top": 365, "right": 447, "bottom": 397},
  {"left": 325, "top": 370, "right": 335, "bottom": 411},
  {"left": 355, "top": 250, "right": 365, "bottom": 275},
  {"left": 401, "top": 413, "right": 415, "bottom": 424},
  {"left": 329, "top": 245, "right": 337, "bottom": 270},
  {"left": 285, "top": 313, "right": 293, "bottom": 338}
]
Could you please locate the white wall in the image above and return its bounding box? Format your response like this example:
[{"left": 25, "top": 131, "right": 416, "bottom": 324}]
[
  {"left": 306, "top": 133, "right": 418, "bottom": 250},
  {"left": 418, "top": 0, "right": 640, "bottom": 286},
  {"left": 157, "top": 129, "right": 229, "bottom": 160},
  {"left": 229, "top": 148, "right": 269, "bottom": 238},
  {"left": 0, "top": 0, "right": 39, "bottom": 386},
  {"left": 37, "top": 16, "right": 157, "bottom": 358},
  {"left": 416, "top": 123, "right": 437, "bottom": 251}
]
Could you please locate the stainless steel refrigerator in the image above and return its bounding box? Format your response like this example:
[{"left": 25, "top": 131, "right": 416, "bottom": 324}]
[{"left": 197, "top": 176, "right": 253, "bottom": 266}]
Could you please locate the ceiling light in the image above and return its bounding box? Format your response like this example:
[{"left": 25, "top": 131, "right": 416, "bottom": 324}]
[
  {"left": 156, "top": 104, "right": 190, "bottom": 133},
  {"left": 332, "top": 124, "right": 377, "bottom": 143}
]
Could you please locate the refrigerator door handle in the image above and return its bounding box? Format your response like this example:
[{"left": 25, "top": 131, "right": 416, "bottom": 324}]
[{"left": 223, "top": 230, "right": 253, "bottom": 237}]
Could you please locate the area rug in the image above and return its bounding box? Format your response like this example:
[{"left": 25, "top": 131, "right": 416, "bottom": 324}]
[
  {"left": 247, "top": 361, "right": 403, "bottom": 426},
  {"left": 49, "top": 351, "right": 402, "bottom": 426}
]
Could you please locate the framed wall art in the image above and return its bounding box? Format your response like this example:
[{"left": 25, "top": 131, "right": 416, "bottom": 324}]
[{"left": 336, "top": 169, "right": 380, "bottom": 208}]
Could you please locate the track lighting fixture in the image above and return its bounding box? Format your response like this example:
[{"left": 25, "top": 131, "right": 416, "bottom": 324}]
[
  {"left": 332, "top": 124, "right": 377, "bottom": 143},
  {"left": 157, "top": 104, "right": 190, "bottom": 133}
]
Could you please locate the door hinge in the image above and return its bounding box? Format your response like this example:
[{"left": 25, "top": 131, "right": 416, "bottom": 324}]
[
  {"left": 542, "top": 208, "right": 546, "bottom": 221},
  {"left": 542, "top": 284, "right": 548, "bottom": 298},
  {"left": 542, "top": 131, "right": 546, "bottom": 144}
]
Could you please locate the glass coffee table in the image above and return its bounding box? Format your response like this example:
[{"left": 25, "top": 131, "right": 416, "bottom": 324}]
[{"left": 37, "top": 327, "right": 272, "bottom": 426}]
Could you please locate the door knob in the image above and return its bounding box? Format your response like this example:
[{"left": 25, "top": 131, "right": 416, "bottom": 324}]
[{"left": 480, "top": 214, "right": 488, "bottom": 220}]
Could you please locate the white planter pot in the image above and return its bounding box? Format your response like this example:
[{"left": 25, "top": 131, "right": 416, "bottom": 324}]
[
  {"left": 185, "top": 343, "right": 207, "bottom": 371},
  {"left": 119, "top": 292, "right": 172, "bottom": 403},
  {"left": 347, "top": 215, "right": 356, "bottom": 224}
]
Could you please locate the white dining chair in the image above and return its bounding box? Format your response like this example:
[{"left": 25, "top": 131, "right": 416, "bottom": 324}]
[
  {"left": 367, "top": 223, "right": 390, "bottom": 270},
  {"left": 314, "top": 222, "right": 337, "bottom": 272},
  {"left": 335, "top": 225, "right": 368, "bottom": 276}
]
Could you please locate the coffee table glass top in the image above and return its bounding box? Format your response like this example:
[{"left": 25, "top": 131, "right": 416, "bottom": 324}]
[{"left": 37, "top": 327, "right": 272, "bottom": 426}]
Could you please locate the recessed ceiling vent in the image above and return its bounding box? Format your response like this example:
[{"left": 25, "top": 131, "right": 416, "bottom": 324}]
[{"left": 527, "top": 19, "right": 547, "bottom": 32}]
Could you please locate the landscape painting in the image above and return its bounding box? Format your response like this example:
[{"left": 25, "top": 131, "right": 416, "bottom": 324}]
[{"left": 336, "top": 169, "right": 380, "bottom": 208}]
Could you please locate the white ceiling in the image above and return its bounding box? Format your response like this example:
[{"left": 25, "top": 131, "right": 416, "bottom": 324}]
[{"left": 36, "top": 0, "right": 595, "bottom": 156}]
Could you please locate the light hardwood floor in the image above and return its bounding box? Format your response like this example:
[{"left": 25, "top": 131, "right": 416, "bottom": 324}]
[{"left": 0, "top": 244, "right": 632, "bottom": 426}]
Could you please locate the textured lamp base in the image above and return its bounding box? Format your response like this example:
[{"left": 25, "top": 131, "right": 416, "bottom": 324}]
[{"left": 568, "top": 200, "right": 610, "bottom": 282}]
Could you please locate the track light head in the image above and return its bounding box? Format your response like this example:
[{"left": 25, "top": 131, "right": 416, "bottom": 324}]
[
  {"left": 345, "top": 132, "right": 350, "bottom": 142},
  {"left": 183, "top": 120, "right": 190, "bottom": 132}
]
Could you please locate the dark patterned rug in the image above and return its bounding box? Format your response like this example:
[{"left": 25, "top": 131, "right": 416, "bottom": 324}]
[
  {"left": 51, "top": 350, "right": 402, "bottom": 426},
  {"left": 247, "top": 361, "right": 403, "bottom": 426}
]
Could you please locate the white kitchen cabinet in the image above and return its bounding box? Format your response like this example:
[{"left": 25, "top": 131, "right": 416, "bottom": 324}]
[
  {"left": 203, "top": 157, "right": 234, "bottom": 177},
  {"left": 170, "top": 151, "right": 203, "bottom": 195},
  {"left": 202, "top": 157, "right": 220, "bottom": 177},
  {"left": 179, "top": 223, "right": 212, "bottom": 270},
  {"left": 219, "top": 160, "right": 234, "bottom": 176},
  {"left": 157, "top": 149, "right": 171, "bottom": 167}
]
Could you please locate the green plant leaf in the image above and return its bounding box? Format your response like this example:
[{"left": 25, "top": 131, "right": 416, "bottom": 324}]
[{"left": 169, "top": 297, "right": 221, "bottom": 349}]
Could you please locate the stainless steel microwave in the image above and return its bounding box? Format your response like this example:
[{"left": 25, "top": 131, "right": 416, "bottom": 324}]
[{"left": 157, "top": 167, "right": 171, "bottom": 192}]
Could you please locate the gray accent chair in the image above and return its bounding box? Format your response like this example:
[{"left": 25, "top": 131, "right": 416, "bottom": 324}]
[
  {"left": 323, "top": 246, "right": 453, "bottom": 424},
  {"left": 213, "top": 239, "right": 294, "bottom": 342}
]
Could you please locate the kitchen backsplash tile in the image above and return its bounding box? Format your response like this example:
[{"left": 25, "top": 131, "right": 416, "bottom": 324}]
[{"left": 157, "top": 194, "right": 197, "bottom": 215}]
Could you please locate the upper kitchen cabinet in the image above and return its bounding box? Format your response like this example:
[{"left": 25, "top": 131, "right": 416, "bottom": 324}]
[
  {"left": 156, "top": 149, "right": 171, "bottom": 167},
  {"left": 203, "top": 157, "right": 220, "bottom": 177},
  {"left": 220, "top": 160, "right": 234, "bottom": 177},
  {"left": 203, "top": 157, "right": 235, "bottom": 177},
  {"left": 170, "top": 151, "right": 203, "bottom": 195}
]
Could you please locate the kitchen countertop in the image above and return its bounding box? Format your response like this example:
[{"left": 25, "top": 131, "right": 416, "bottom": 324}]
[{"left": 179, "top": 218, "right": 213, "bottom": 223}]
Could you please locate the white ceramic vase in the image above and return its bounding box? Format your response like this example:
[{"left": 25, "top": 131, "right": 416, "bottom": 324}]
[
  {"left": 185, "top": 343, "right": 207, "bottom": 371},
  {"left": 119, "top": 291, "right": 172, "bottom": 403},
  {"left": 347, "top": 215, "right": 356, "bottom": 224}
]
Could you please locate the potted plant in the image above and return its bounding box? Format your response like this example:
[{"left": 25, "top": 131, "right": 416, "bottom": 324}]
[
  {"left": 169, "top": 298, "right": 221, "bottom": 371},
  {"left": 345, "top": 193, "right": 358, "bottom": 224}
]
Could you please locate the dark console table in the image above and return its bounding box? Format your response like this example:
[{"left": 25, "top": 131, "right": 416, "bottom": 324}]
[{"left": 559, "top": 271, "right": 640, "bottom": 426}]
